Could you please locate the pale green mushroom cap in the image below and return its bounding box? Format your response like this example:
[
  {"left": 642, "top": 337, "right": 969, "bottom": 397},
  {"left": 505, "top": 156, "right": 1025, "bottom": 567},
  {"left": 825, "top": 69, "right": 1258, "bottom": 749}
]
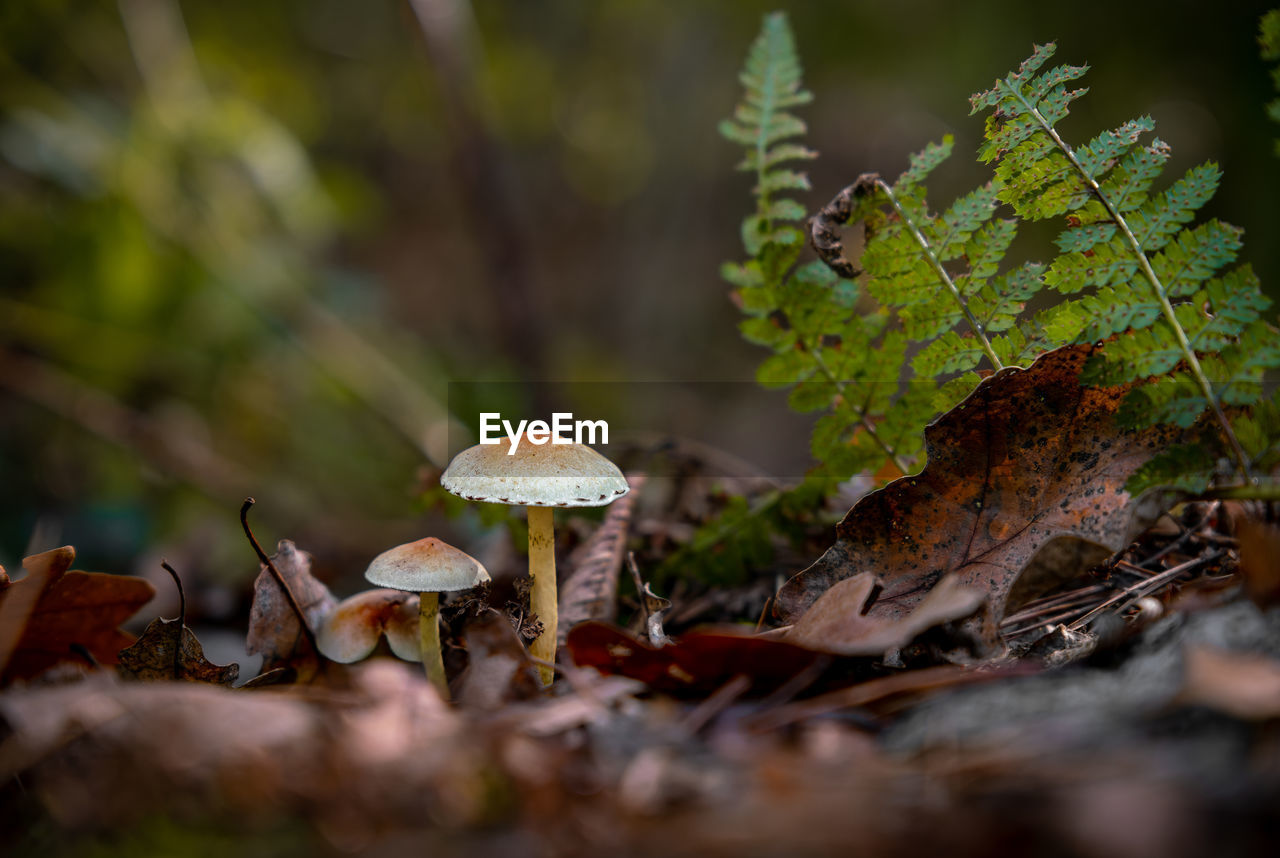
[
  {"left": 364, "top": 537, "right": 490, "bottom": 593},
  {"left": 440, "top": 437, "right": 629, "bottom": 508}
]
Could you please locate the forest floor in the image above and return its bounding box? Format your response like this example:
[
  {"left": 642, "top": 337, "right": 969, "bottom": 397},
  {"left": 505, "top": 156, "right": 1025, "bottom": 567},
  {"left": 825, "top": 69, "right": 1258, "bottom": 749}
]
[{"left": 2, "top": 482, "right": 1279, "bottom": 858}]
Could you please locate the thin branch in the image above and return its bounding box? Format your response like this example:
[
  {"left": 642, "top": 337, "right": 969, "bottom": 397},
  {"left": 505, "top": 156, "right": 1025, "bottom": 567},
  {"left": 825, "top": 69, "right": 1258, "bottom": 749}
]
[
  {"left": 1066, "top": 550, "right": 1224, "bottom": 631},
  {"left": 160, "top": 559, "right": 185, "bottom": 680},
  {"left": 239, "top": 498, "right": 317, "bottom": 651}
]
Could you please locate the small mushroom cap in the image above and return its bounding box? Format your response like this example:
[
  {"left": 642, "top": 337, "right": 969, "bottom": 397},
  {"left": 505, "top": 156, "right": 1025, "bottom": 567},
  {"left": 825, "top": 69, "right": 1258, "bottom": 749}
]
[
  {"left": 364, "top": 537, "right": 490, "bottom": 593},
  {"left": 317, "top": 589, "right": 422, "bottom": 663},
  {"left": 440, "top": 437, "right": 629, "bottom": 508}
]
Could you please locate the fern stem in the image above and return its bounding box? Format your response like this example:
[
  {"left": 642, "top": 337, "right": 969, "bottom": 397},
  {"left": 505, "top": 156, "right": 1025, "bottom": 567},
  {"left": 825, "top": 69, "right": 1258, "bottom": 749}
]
[
  {"left": 1203, "top": 482, "right": 1280, "bottom": 501},
  {"left": 1015, "top": 99, "right": 1253, "bottom": 480},
  {"left": 874, "top": 179, "right": 1005, "bottom": 371},
  {"left": 808, "top": 348, "right": 911, "bottom": 475}
]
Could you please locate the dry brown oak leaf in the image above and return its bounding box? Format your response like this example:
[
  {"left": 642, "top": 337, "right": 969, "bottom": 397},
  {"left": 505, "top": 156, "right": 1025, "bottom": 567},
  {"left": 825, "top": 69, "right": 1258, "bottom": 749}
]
[
  {"left": 118, "top": 618, "right": 240, "bottom": 685},
  {"left": 246, "top": 539, "right": 336, "bottom": 677},
  {"left": 775, "top": 345, "right": 1187, "bottom": 641},
  {"left": 0, "top": 546, "right": 155, "bottom": 683}
]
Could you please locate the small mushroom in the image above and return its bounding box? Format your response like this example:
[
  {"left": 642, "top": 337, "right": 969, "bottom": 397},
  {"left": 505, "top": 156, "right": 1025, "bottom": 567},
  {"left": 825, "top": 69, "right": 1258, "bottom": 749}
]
[
  {"left": 363, "top": 537, "right": 490, "bottom": 697},
  {"left": 316, "top": 589, "right": 422, "bottom": 664},
  {"left": 440, "top": 437, "right": 629, "bottom": 685}
]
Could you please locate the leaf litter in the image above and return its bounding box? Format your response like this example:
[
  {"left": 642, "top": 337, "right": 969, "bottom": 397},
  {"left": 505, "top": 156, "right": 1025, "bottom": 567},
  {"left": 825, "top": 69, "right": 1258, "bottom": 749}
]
[{"left": 3, "top": 351, "right": 1280, "bottom": 856}]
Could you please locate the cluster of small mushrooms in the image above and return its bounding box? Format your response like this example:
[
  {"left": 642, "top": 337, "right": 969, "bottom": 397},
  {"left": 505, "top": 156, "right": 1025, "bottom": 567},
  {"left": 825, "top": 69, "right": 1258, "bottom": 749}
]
[{"left": 317, "top": 437, "right": 629, "bottom": 694}]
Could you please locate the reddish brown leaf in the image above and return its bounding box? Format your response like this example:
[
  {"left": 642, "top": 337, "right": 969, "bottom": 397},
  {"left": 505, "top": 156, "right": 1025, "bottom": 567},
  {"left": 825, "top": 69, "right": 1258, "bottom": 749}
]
[
  {"left": 776, "top": 346, "right": 1186, "bottom": 640},
  {"left": 567, "top": 621, "right": 826, "bottom": 695},
  {"left": 246, "top": 539, "right": 336, "bottom": 677},
  {"left": 0, "top": 546, "right": 155, "bottom": 683},
  {"left": 0, "top": 548, "right": 68, "bottom": 678},
  {"left": 117, "top": 618, "right": 240, "bottom": 685}
]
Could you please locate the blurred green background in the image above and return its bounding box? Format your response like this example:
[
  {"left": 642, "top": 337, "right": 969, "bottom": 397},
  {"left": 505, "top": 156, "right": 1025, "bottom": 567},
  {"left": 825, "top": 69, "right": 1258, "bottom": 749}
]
[{"left": 2, "top": 0, "right": 1277, "bottom": 598}]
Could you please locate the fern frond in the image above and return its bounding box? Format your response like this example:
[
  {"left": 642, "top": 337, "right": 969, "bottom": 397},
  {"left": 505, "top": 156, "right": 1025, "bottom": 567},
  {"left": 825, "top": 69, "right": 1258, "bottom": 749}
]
[
  {"left": 971, "top": 43, "right": 1277, "bottom": 479},
  {"left": 721, "top": 13, "right": 911, "bottom": 482},
  {"left": 1126, "top": 443, "right": 1218, "bottom": 496},
  {"left": 855, "top": 140, "right": 1008, "bottom": 372},
  {"left": 849, "top": 128, "right": 1068, "bottom": 387}
]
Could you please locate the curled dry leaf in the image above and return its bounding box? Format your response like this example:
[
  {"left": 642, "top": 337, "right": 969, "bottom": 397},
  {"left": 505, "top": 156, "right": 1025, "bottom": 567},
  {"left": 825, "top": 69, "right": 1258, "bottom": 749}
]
[
  {"left": 776, "top": 346, "right": 1187, "bottom": 643},
  {"left": 0, "top": 546, "right": 155, "bottom": 684},
  {"left": 246, "top": 539, "right": 337, "bottom": 677},
  {"left": 117, "top": 618, "right": 240, "bottom": 685},
  {"left": 558, "top": 475, "right": 645, "bottom": 647},
  {"left": 785, "top": 572, "right": 986, "bottom": 657}
]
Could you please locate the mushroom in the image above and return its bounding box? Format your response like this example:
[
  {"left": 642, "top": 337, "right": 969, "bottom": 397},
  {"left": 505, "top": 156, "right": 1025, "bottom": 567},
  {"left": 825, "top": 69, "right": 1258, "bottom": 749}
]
[
  {"left": 316, "top": 589, "right": 422, "bottom": 664},
  {"left": 363, "top": 537, "right": 490, "bottom": 697},
  {"left": 440, "top": 436, "right": 629, "bottom": 685}
]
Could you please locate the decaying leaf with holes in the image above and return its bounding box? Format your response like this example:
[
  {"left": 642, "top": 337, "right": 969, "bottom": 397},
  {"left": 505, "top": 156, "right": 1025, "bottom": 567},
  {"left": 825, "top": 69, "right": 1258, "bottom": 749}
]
[
  {"left": 117, "top": 618, "right": 240, "bottom": 685},
  {"left": 0, "top": 546, "right": 156, "bottom": 684},
  {"left": 776, "top": 345, "right": 1190, "bottom": 643}
]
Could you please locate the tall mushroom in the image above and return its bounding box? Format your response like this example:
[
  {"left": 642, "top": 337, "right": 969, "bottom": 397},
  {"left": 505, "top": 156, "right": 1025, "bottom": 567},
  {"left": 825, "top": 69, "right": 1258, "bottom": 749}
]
[
  {"left": 441, "top": 437, "right": 628, "bottom": 685},
  {"left": 363, "top": 537, "right": 489, "bottom": 697}
]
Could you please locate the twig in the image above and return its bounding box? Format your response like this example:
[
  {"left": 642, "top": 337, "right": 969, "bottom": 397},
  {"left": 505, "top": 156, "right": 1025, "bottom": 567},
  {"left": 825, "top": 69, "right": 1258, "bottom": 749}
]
[
  {"left": 1000, "top": 584, "right": 1107, "bottom": 627},
  {"left": 239, "top": 498, "right": 316, "bottom": 650},
  {"left": 1067, "top": 550, "right": 1224, "bottom": 631},
  {"left": 678, "top": 674, "right": 753, "bottom": 737},
  {"left": 160, "top": 559, "right": 185, "bottom": 680},
  {"left": 1139, "top": 503, "right": 1219, "bottom": 569}
]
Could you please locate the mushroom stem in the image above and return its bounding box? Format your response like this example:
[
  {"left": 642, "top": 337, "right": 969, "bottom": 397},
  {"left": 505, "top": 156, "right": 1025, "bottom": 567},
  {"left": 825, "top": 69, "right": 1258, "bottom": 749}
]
[
  {"left": 419, "top": 591, "right": 448, "bottom": 698},
  {"left": 526, "top": 505, "right": 557, "bottom": 686}
]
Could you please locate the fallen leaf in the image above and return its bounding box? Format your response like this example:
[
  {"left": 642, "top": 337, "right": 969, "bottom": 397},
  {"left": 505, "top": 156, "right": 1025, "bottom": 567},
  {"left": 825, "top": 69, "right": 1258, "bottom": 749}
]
[
  {"left": 245, "top": 539, "right": 337, "bottom": 677},
  {"left": 786, "top": 573, "right": 986, "bottom": 656},
  {"left": 567, "top": 621, "right": 826, "bottom": 695},
  {"left": 1235, "top": 516, "right": 1280, "bottom": 609},
  {"left": 0, "top": 546, "right": 155, "bottom": 684},
  {"left": 775, "top": 346, "right": 1186, "bottom": 642},
  {"left": 117, "top": 618, "right": 240, "bottom": 685},
  {"left": 0, "top": 548, "right": 68, "bottom": 678},
  {"left": 558, "top": 475, "right": 645, "bottom": 647},
  {"left": 623, "top": 552, "right": 675, "bottom": 647},
  {"left": 1174, "top": 646, "right": 1280, "bottom": 720},
  {"left": 455, "top": 609, "right": 543, "bottom": 710}
]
